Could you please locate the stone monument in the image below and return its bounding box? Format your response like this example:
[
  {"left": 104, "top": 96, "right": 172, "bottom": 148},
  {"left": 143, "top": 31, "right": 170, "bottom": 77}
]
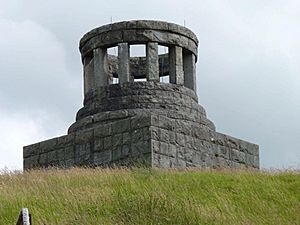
[{"left": 23, "top": 20, "right": 259, "bottom": 170}]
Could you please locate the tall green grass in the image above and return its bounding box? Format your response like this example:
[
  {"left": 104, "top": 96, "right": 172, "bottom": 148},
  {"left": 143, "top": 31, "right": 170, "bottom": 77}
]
[{"left": 0, "top": 168, "right": 299, "bottom": 225}]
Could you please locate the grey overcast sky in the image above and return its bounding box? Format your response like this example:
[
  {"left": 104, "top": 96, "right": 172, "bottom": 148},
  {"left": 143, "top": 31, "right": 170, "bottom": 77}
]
[{"left": 0, "top": 0, "right": 299, "bottom": 170}]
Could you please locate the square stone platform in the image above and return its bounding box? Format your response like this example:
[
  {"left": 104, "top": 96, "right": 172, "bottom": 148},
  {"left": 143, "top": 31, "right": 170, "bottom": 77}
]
[{"left": 23, "top": 109, "right": 259, "bottom": 170}]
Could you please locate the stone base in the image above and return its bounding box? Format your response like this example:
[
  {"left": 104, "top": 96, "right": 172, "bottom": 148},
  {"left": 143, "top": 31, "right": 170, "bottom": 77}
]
[{"left": 23, "top": 109, "right": 259, "bottom": 170}]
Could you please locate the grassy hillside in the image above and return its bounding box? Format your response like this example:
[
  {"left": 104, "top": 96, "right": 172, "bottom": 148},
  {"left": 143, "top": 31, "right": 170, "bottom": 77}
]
[{"left": 0, "top": 168, "right": 299, "bottom": 225}]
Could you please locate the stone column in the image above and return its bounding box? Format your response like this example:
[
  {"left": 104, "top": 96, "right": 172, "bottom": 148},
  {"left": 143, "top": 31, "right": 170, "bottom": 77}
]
[
  {"left": 146, "top": 42, "right": 159, "bottom": 82},
  {"left": 183, "top": 53, "right": 196, "bottom": 91},
  {"left": 93, "top": 48, "right": 109, "bottom": 87},
  {"left": 83, "top": 55, "right": 94, "bottom": 95},
  {"left": 118, "top": 43, "right": 130, "bottom": 84},
  {"left": 169, "top": 46, "right": 184, "bottom": 85}
]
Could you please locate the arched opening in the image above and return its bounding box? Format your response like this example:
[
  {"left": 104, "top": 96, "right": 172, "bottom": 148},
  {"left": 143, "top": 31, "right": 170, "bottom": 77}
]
[
  {"left": 130, "top": 44, "right": 147, "bottom": 82},
  {"left": 129, "top": 44, "right": 146, "bottom": 57},
  {"left": 107, "top": 46, "right": 118, "bottom": 84},
  {"left": 158, "top": 45, "right": 169, "bottom": 83}
]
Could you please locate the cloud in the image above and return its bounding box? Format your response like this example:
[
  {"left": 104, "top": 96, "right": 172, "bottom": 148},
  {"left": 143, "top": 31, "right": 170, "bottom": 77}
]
[
  {"left": 0, "top": 111, "right": 47, "bottom": 170},
  {"left": 0, "top": 16, "right": 81, "bottom": 169},
  {"left": 0, "top": 18, "right": 81, "bottom": 115}
]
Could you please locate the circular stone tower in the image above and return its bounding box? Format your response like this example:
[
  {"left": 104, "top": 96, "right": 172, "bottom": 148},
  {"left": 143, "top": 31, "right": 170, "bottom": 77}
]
[{"left": 23, "top": 20, "right": 259, "bottom": 169}]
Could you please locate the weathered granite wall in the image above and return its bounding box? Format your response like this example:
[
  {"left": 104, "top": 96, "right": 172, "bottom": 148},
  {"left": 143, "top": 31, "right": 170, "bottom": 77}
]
[
  {"left": 24, "top": 109, "right": 258, "bottom": 169},
  {"left": 24, "top": 111, "right": 153, "bottom": 169},
  {"left": 24, "top": 83, "right": 259, "bottom": 169},
  {"left": 23, "top": 20, "right": 259, "bottom": 170}
]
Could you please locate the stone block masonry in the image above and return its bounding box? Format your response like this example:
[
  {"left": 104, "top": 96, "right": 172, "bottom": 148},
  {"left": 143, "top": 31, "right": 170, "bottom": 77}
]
[
  {"left": 24, "top": 83, "right": 259, "bottom": 170},
  {"left": 23, "top": 20, "right": 259, "bottom": 169},
  {"left": 24, "top": 108, "right": 258, "bottom": 169}
]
